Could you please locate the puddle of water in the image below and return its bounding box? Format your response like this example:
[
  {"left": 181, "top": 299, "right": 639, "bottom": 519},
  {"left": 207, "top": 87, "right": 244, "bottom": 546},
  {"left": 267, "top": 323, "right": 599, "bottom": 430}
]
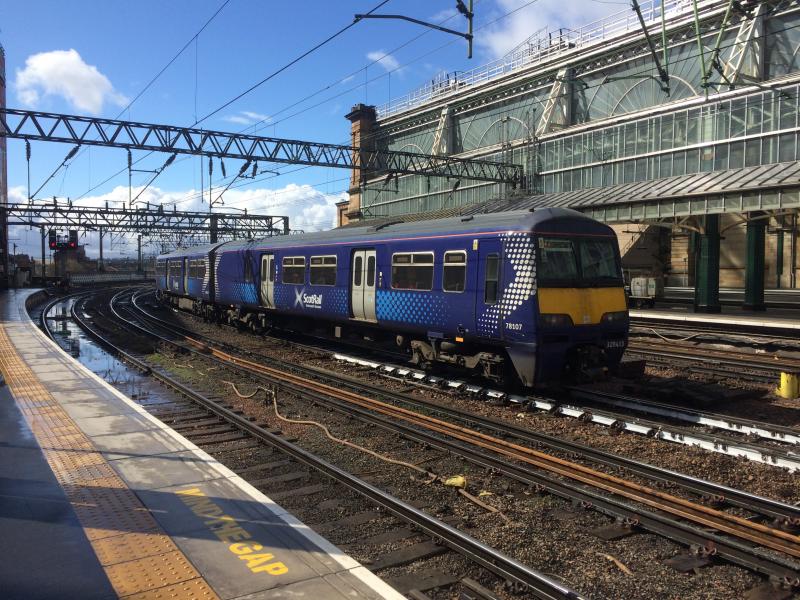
[{"left": 44, "top": 298, "right": 172, "bottom": 405}]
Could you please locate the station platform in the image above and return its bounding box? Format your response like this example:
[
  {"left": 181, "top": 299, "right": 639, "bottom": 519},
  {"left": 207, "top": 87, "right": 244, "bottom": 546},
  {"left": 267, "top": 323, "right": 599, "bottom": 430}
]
[
  {"left": 0, "top": 289, "right": 402, "bottom": 600},
  {"left": 630, "top": 306, "right": 800, "bottom": 332}
]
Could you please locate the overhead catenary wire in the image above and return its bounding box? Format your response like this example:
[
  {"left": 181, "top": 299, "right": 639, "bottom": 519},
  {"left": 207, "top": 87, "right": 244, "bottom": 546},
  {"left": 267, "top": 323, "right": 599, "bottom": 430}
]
[
  {"left": 70, "top": 6, "right": 800, "bottom": 210},
  {"left": 126, "top": 15, "right": 800, "bottom": 215},
  {"left": 30, "top": 0, "right": 232, "bottom": 200},
  {"left": 72, "top": 0, "right": 394, "bottom": 202},
  {"left": 195, "top": 0, "right": 392, "bottom": 124}
]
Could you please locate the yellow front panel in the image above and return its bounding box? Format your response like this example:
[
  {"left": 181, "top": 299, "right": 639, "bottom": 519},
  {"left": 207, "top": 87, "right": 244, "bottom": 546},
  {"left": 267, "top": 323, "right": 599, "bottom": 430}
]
[{"left": 538, "top": 287, "right": 627, "bottom": 325}]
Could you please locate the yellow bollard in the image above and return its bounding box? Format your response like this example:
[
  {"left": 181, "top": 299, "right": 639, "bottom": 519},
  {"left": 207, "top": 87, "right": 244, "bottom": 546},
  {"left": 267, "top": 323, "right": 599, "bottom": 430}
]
[{"left": 777, "top": 372, "right": 800, "bottom": 400}]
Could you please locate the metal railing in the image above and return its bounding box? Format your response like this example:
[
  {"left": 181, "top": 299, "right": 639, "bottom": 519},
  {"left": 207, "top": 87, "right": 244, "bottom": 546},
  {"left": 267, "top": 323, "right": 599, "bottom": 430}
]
[{"left": 376, "top": 0, "right": 717, "bottom": 118}]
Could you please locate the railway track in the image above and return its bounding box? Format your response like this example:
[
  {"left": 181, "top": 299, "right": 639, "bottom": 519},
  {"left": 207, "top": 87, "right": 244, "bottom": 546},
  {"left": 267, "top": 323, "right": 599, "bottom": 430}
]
[
  {"left": 331, "top": 352, "right": 800, "bottom": 470},
  {"left": 59, "top": 289, "right": 583, "bottom": 600},
  {"left": 130, "top": 289, "right": 800, "bottom": 469},
  {"left": 625, "top": 339, "right": 800, "bottom": 383},
  {"left": 99, "top": 287, "right": 800, "bottom": 588}
]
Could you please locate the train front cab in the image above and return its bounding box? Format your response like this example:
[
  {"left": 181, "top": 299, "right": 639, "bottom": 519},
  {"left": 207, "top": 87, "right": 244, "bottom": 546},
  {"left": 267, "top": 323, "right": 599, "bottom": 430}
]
[{"left": 533, "top": 230, "right": 628, "bottom": 382}]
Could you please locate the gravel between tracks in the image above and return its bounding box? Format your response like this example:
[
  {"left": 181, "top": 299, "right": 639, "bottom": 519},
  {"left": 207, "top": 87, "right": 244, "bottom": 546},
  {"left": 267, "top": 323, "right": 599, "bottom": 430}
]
[{"left": 100, "top": 306, "right": 800, "bottom": 599}]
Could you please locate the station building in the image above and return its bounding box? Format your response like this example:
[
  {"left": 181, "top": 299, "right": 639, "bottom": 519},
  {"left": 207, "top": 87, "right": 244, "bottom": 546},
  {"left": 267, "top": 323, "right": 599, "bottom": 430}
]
[{"left": 339, "top": 0, "right": 800, "bottom": 311}]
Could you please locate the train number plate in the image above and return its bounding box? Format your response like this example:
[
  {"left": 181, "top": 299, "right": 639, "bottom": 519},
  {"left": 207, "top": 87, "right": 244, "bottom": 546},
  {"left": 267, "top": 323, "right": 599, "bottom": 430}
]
[{"left": 605, "top": 339, "right": 626, "bottom": 349}]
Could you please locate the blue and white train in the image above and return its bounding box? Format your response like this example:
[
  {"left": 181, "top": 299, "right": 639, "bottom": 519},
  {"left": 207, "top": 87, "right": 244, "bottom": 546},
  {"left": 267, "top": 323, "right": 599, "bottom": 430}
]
[{"left": 155, "top": 208, "right": 629, "bottom": 387}]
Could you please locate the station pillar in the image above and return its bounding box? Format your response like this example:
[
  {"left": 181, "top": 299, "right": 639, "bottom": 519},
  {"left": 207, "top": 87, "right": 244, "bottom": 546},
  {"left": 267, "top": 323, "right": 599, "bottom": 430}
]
[
  {"left": 137, "top": 235, "right": 142, "bottom": 273},
  {"left": 693, "top": 214, "right": 721, "bottom": 313},
  {"left": 743, "top": 215, "right": 766, "bottom": 311},
  {"left": 40, "top": 226, "right": 46, "bottom": 283},
  {"left": 98, "top": 227, "right": 104, "bottom": 272}
]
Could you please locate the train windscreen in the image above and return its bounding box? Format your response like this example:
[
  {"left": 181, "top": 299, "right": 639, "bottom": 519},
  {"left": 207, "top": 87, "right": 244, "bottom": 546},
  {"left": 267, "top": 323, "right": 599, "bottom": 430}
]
[{"left": 536, "top": 236, "right": 621, "bottom": 287}]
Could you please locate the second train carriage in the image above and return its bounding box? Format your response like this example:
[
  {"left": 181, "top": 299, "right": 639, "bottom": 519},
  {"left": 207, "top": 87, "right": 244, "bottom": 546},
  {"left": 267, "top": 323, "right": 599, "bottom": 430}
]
[{"left": 156, "top": 208, "right": 629, "bottom": 387}]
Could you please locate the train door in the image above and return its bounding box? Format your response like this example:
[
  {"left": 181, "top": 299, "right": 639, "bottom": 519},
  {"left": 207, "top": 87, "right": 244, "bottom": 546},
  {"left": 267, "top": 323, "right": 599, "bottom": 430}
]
[
  {"left": 182, "top": 258, "right": 188, "bottom": 295},
  {"left": 351, "top": 249, "right": 376, "bottom": 321},
  {"left": 477, "top": 239, "right": 503, "bottom": 339},
  {"left": 260, "top": 254, "right": 275, "bottom": 308}
]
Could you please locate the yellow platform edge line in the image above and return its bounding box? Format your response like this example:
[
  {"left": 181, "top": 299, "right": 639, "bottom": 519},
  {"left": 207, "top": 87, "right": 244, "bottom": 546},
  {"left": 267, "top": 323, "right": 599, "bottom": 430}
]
[{"left": 0, "top": 324, "right": 220, "bottom": 600}]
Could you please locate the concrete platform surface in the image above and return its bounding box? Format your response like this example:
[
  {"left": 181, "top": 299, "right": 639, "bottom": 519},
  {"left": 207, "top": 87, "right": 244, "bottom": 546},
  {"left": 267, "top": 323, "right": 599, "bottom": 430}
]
[
  {"left": 630, "top": 307, "right": 800, "bottom": 330},
  {"left": 0, "top": 289, "right": 402, "bottom": 600}
]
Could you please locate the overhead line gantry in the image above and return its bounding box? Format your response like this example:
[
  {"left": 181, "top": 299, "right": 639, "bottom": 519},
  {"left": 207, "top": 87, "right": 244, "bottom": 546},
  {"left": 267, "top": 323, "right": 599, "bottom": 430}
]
[{"left": 0, "top": 108, "right": 523, "bottom": 185}]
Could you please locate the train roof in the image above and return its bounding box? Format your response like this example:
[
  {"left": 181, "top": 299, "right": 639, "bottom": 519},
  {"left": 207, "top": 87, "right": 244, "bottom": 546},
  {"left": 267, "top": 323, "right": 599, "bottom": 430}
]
[
  {"left": 158, "top": 241, "right": 227, "bottom": 259},
  {"left": 158, "top": 207, "right": 611, "bottom": 258}
]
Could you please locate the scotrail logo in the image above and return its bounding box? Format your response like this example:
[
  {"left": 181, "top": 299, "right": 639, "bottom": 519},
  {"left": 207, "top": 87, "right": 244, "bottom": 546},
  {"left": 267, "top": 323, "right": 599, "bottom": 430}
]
[{"left": 294, "top": 288, "right": 323, "bottom": 309}]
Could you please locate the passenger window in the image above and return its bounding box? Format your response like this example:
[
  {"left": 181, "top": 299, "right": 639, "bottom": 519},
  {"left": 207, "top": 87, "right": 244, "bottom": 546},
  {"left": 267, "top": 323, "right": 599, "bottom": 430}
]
[
  {"left": 269, "top": 259, "right": 275, "bottom": 283},
  {"left": 443, "top": 251, "right": 466, "bottom": 293},
  {"left": 391, "top": 252, "right": 433, "bottom": 291},
  {"left": 310, "top": 256, "right": 337, "bottom": 286},
  {"left": 261, "top": 258, "right": 267, "bottom": 281},
  {"left": 199, "top": 261, "right": 206, "bottom": 280},
  {"left": 282, "top": 256, "right": 305, "bottom": 285},
  {"left": 354, "top": 256, "right": 363, "bottom": 286},
  {"left": 366, "top": 256, "right": 375, "bottom": 287},
  {"left": 244, "top": 255, "right": 253, "bottom": 283},
  {"left": 484, "top": 254, "right": 499, "bottom": 304}
]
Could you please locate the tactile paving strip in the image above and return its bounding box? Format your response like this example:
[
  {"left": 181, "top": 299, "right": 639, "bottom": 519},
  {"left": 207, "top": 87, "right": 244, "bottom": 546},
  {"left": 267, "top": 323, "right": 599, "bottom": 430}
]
[{"left": 0, "top": 325, "right": 220, "bottom": 600}]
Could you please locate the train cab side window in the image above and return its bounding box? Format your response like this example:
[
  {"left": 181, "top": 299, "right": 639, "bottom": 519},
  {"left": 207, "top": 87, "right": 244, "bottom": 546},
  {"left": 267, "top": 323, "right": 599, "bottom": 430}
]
[
  {"left": 484, "top": 254, "right": 499, "bottom": 304},
  {"left": 310, "top": 256, "right": 337, "bottom": 286},
  {"left": 198, "top": 261, "right": 206, "bottom": 280},
  {"left": 392, "top": 252, "right": 433, "bottom": 291},
  {"left": 443, "top": 251, "right": 466, "bottom": 293},
  {"left": 282, "top": 256, "right": 305, "bottom": 285}
]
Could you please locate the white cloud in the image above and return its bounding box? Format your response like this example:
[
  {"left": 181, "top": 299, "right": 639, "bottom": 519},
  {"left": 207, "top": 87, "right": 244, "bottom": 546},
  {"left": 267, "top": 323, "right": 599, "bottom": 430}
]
[
  {"left": 15, "top": 49, "right": 128, "bottom": 114},
  {"left": 340, "top": 74, "right": 356, "bottom": 85},
  {"left": 6, "top": 182, "right": 343, "bottom": 258},
  {"left": 429, "top": 7, "right": 458, "bottom": 22},
  {"left": 223, "top": 110, "right": 271, "bottom": 126},
  {"left": 479, "top": 0, "right": 621, "bottom": 59},
  {"left": 367, "top": 50, "right": 402, "bottom": 73}
]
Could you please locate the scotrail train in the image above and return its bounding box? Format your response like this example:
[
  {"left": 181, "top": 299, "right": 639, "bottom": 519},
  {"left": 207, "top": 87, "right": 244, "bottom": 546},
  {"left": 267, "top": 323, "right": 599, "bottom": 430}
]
[{"left": 155, "top": 207, "right": 629, "bottom": 388}]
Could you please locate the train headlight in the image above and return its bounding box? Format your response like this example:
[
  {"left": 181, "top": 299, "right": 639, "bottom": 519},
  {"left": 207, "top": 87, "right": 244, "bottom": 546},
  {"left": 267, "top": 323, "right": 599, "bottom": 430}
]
[
  {"left": 601, "top": 311, "right": 629, "bottom": 324},
  {"left": 539, "top": 313, "right": 573, "bottom": 328}
]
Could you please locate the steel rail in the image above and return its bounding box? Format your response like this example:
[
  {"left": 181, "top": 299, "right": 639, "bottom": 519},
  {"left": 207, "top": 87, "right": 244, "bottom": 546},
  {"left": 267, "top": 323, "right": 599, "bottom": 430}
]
[
  {"left": 117, "top": 291, "right": 800, "bottom": 582},
  {"left": 630, "top": 315, "right": 800, "bottom": 342},
  {"left": 131, "top": 291, "right": 800, "bottom": 522},
  {"left": 71, "top": 289, "right": 582, "bottom": 600},
  {"left": 627, "top": 340, "right": 800, "bottom": 373},
  {"left": 331, "top": 353, "right": 800, "bottom": 471},
  {"left": 568, "top": 388, "right": 800, "bottom": 447}
]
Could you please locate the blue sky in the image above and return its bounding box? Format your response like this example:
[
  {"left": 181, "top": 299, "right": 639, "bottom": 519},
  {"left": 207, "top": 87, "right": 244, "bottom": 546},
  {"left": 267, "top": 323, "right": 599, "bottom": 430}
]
[{"left": 2, "top": 0, "right": 620, "bottom": 256}]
